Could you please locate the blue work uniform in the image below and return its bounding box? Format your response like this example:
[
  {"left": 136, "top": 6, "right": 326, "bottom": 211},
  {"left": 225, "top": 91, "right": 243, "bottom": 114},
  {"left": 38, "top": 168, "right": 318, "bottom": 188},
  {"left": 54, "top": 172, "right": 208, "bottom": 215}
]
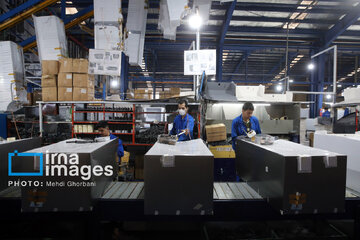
[
  {"left": 344, "top": 108, "right": 350, "bottom": 117},
  {"left": 110, "top": 134, "right": 124, "bottom": 160},
  {"left": 322, "top": 110, "right": 331, "bottom": 118},
  {"left": 170, "top": 114, "right": 195, "bottom": 141},
  {"left": 231, "top": 115, "right": 261, "bottom": 150}
]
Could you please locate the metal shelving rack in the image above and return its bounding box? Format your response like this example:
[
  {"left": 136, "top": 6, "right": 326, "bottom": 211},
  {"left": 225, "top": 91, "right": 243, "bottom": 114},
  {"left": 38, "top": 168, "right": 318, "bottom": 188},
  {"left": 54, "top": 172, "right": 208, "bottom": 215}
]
[{"left": 37, "top": 101, "right": 201, "bottom": 146}]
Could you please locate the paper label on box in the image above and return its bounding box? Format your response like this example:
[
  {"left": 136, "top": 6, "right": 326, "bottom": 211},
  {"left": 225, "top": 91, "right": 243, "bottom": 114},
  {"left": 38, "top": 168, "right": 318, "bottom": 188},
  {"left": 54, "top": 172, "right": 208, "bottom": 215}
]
[
  {"left": 66, "top": 74, "right": 72, "bottom": 79},
  {"left": 160, "top": 155, "right": 175, "bottom": 167},
  {"left": 216, "top": 147, "right": 232, "bottom": 152},
  {"left": 80, "top": 89, "right": 87, "bottom": 94},
  {"left": 66, "top": 88, "right": 72, "bottom": 92}
]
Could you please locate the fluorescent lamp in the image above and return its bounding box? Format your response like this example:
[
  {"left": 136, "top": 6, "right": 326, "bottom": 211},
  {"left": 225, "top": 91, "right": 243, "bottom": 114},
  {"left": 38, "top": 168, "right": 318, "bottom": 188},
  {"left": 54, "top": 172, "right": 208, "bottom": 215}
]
[
  {"left": 189, "top": 14, "right": 202, "bottom": 29},
  {"left": 307, "top": 63, "right": 315, "bottom": 70}
]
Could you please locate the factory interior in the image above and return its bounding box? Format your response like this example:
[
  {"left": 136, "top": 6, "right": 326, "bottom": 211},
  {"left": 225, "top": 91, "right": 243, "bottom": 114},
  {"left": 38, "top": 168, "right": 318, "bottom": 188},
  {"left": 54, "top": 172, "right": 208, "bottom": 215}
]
[{"left": 1, "top": 0, "right": 360, "bottom": 239}]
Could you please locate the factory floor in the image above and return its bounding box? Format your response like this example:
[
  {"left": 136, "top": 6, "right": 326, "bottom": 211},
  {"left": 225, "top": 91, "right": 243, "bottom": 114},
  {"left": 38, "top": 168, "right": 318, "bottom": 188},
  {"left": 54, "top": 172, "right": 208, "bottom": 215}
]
[{"left": 0, "top": 220, "right": 355, "bottom": 239}]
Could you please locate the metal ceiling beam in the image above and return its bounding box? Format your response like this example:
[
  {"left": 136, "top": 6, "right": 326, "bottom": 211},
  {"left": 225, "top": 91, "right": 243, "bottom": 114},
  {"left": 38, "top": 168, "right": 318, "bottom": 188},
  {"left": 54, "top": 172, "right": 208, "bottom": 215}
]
[
  {"left": 211, "top": 2, "right": 351, "bottom": 14},
  {"left": 0, "top": 0, "right": 44, "bottom": 23},
  {"left": 0, "top": 0, "right": 59, "bottom": 32},
  {"left": 267, "top": 52, "right": 297, "bottom": 76},
  {"left": 216, "top": 0, "right": 237, "bottom": 82},
  {"left": 229, "top": 51, "right": 251, "bottom": 81},
  {"left": 322, "top": 3, "right": 360, "bottom": 47}
]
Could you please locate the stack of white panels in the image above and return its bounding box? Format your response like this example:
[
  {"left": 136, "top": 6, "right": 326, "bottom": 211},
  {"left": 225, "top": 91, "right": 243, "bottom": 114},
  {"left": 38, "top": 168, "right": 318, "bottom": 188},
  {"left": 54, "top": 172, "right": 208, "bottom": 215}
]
[
  {"left": 33, "top": 15, "right": 68, "bottom": 61},
  {"left": 0, "top": 41, "right": 27, "bottom": 111},
  {"left": 94, "top": 0, "right": 122, "bottom": 23},
  {"left": 125, "top": 0, "right": 147, "bottom": 66},
  {"left": 343, "top": 87, "right": 360, "bottom": 103},
  {"left": 94, "top": 0, "right": 123, "bottom": 51},
  {"left": 95, "top": 24, "right": 121, "bottom": 50}
]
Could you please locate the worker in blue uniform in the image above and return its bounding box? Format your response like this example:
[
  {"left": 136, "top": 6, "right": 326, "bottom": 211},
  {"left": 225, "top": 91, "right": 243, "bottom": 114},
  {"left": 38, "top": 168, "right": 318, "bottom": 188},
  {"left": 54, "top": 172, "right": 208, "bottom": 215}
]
[
  {"left": 95, "top": 121, "right": 124, "bottom": 161},
  {"left": 170, "top": 99, "right": 195, "bottom": 141},
  {"left": 231, "top": 102, "right": 261, "bottom": 150},
  {"left": 344, "top": 107, "right": 350, "bottom": 117},
  {"left": 322, "top": 107, "right": 331, "bottom": 118}
]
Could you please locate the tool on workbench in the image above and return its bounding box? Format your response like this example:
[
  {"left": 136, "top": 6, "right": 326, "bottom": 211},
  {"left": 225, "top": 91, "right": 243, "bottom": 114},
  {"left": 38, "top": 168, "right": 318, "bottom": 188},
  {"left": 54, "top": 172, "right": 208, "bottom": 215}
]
[{"left": 157, "top": 130, "right": 186, "bottom": 145}]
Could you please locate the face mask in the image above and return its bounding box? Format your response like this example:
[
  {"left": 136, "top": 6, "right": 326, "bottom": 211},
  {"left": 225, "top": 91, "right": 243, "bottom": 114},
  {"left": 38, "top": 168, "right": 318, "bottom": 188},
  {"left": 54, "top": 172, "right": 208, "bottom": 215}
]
[{"left": 178, "top": 109, "right": 186, "bottom": 116}]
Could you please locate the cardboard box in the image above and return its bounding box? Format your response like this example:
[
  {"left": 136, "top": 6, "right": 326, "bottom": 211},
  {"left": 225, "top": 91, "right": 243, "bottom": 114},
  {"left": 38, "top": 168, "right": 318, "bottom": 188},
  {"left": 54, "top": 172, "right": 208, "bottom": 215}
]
[
  {"left": 205, "top": 123, "right": 227, "bottom": 142},
  {"left": 144, "top": 139, "right": 213, "bottom": 215},
  {"left": 58, "top": 73, "right": 73, "bottom": 87},
  {"left": 73, "top": 73, "right": 93, "bottom": 88},
  {"left": 33, "top": 90, "right": 42, "bottom": 102},
  {"left": 72, "top": 59, "right": 88, "bottom": 73},
  {"left": 73, "top": 87, "right": 93, "bottom": 101},
  {"left": 58, "top": 87, "right": 73, "bottom": 101},
  {"left": 42, "top": 60, "right": 59, "bottom": 75},
  {"left": 209, "top": 145, "right": 235, "bottom": 158},
  {"left": 41, "top": 75, "right": 57, "bottom": 87},
  {"left": 170, "top": 87, "right": 181, "bottom": 94},
  {"left": 42, "top": 87, "right": 57, "bottom": 101},
  {"left": 59, "top": 58, "right": 73, "bottom": 73},
  {"left": 134, "top": 89, "right": 152, "bottom": 100}
]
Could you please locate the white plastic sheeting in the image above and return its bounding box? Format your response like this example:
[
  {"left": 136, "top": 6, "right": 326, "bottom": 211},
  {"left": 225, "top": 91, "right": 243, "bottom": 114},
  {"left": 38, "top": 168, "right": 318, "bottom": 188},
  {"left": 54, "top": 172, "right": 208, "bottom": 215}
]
[
  {"left": 93, "top": 0, "right": 122, "bottom": 23},
  {"left": 0, "top": 41, "right": 27, "bottom": 111},
  {"left": 314, "top": 133, "right": 360, "bottom": 193},
  {"left": 95, "top": 24, "right": 121, "bottom": 50},
  {"left": 124, "top": 0, "right": 147, "bottom": 66},
  {"left": 33, "top": 15, "right": 68, "bottom": 61},
  {"left": 158, "top": 0, "right": 188, "bottom": 40}
]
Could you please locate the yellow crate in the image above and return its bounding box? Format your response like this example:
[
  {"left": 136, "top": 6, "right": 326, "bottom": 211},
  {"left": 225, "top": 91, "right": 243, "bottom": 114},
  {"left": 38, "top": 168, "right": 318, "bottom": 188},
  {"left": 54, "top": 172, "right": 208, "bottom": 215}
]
[
  {"left": 121, "top": 151, "right": 130, "bottom": 163},
  {"left": 209, "top": 145, "right": 235, "bottom": 158}
]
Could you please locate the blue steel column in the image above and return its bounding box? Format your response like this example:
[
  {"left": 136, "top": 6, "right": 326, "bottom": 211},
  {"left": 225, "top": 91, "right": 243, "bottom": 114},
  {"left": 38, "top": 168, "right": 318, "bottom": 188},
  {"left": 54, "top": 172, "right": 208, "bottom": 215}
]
[
  {"left": 245, "top": 52, "right": 249, "bottom": 82},
  {"left": 216, "top": 45, "right": 223, "bottom": 82},
  {"left": 309, "top": 49, "right": 316, "bottom": 118},
  {"left": 216, "top": 0, "right": 236, "bottom": 82},
  {"left": 120, "top": 52, "right": 128, "bottom": 100},
  {"left": 61, "top": 0, "right": 66, "bottom": 20},
  {"left": 316, "top": 54, "right": 325, "bottom": 116}
]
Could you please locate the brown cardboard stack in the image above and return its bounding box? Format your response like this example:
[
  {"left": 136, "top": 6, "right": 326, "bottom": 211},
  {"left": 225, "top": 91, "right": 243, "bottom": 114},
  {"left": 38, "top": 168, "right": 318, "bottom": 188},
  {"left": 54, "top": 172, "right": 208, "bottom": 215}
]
[
  {"left": 41, "top": 60, "right": 59, "bottom": 101},
  {"left": 134, "top": 89, "right": 153, "bottom": 100},
  {"left": 41, "top": 58, "right": 94, "bottom": 102},
  {"left": 170, "top": 87, "right": 181, "bottom": 96},
  {"left": 205, "top": 123, "right": 227, "bottom": 142},
  {"left": 58, "top": 58, "right": 74, "bottom": 101},
  {"left": 159, "top": 88, "right": 181, "bottom": 99},
  {"left": 72, "top": 59, "right": 94, "bottom": 101}
]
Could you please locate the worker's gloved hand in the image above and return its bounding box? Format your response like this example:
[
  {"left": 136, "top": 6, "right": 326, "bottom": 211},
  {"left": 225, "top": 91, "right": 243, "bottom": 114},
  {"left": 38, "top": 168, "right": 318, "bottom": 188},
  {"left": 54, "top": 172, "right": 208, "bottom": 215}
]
[{"left": 184, "top": 129, "right": 190, "bottom": 135}]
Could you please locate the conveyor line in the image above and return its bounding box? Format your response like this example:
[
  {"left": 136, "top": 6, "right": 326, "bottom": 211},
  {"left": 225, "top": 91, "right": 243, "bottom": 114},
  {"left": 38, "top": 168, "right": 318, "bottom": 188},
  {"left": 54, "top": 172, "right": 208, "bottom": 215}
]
[{"left": 1, "top": 182, "right": 359, "bottom": 200}]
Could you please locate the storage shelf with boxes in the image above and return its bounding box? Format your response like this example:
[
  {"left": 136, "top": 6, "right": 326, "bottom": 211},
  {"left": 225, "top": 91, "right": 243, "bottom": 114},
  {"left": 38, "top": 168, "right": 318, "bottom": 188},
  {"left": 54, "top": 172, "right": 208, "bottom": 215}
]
[{"left": 41, "top": 58, "right": 95, "bottom": 102}]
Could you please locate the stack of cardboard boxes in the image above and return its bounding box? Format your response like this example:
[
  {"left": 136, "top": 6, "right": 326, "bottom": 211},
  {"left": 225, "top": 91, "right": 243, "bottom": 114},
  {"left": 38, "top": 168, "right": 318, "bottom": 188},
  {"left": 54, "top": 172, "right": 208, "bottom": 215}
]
[
  {"left": 41, "top": 58, "right": 94, "bottom": 101},
  {"left": 159, "top": 87, "right": 181, "bottom": 99},
  {"left": 205, "top": 123, "right": 227, "bottom": 142}
]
